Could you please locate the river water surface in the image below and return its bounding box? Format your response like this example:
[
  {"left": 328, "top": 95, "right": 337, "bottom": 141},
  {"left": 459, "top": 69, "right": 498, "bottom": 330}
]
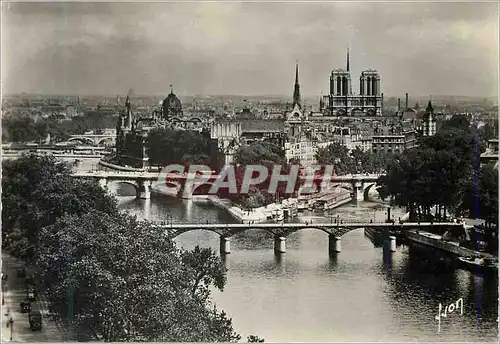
[{"left": 117, "top": 193, "right": 498, "bottom": 342}]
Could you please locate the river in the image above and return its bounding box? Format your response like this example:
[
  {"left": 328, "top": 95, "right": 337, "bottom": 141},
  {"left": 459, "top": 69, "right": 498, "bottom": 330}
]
[{"left": 116, "top": 191, "right": 497, "bottom": 342}]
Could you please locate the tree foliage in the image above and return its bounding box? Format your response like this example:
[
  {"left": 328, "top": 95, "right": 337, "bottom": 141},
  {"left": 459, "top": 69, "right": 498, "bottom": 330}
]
[
  {"left": 315, "top": 143, "right": 391, "bottom": 175},
  {"left": 2, "top": 112, "right": 117, "bottom": 143},
  {"left": 228, "top": 142, "right": 299, "bottom": 207},
  {"left": 378, "top": 115, "right": 498, "bottom": 243},
  {"left": 234, "top": 141, "right": 285, "bottom": 166},
  {"left": 38, "top": 213, "right": 240, "bottom": 342},
  {"left": 146, "top": 128, "right": 213, "bottom": 168},
  {"left": 2, "top": 115, "right": 47, "bottom": 143},
  {"left": 2, "top": 154, "right": 118, "bottom": 262},
  {"left": 2, "top": 154, "right": 245, "bottom": 342}
]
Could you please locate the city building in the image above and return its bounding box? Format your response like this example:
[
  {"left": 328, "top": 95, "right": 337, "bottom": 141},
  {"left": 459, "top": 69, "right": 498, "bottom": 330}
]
[
  {"left": 320, "top": 49, "right": 383, "bottom": 116},
  {"left": 284, "top": 136, "right": 317, "bottom": 166},
  {"left": 371, "top": 135, "right": 405, "bottom": 154},
  {"left": 210, "top": 117, "right": 285, "bottom": 164},
  {"left": 162, "top": 86, "right": 183, "bottom": 120},
  {"left": 480, "top": 139, "right": 499, "bottom": 167}
]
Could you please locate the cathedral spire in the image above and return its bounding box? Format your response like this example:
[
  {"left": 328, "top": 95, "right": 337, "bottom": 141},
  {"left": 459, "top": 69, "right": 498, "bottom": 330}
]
[{"left": 293, "top": 63, "right": 301, "bottom": 108}]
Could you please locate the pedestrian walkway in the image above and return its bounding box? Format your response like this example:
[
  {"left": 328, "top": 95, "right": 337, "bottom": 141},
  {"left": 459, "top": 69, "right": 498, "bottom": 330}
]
[{"left": 1, "top": 253, "right": 65, "bottom": 342}]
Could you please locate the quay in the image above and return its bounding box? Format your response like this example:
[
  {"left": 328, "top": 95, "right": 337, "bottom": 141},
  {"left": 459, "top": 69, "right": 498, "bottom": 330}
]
[{"left": 406, "top": 229, "right": 497, "bottom": 259}]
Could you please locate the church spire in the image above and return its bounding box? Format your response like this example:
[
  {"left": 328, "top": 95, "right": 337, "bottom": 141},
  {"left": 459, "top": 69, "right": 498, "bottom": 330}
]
[
  {"left": 293, "top": 63, "right": 301, "bottom": 108},
  {"left": 347, "top": 48, "right": 350, "bottom": 72},
  {"left": 125, "top": 94, "right": 130, "bottom": 110}
]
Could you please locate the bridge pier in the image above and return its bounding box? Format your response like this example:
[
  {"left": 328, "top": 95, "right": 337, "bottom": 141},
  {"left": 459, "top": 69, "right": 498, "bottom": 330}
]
[
  {"left": 136, "top": 180, "right": 151, "bottom": 199},
  {"left": 329, "top": 235, "right": 342, "bottom": 256},
  {"left": 274, "top": 236, "right": 286, "bottom": 253},
  {"left": 220, "top": 237, "right": 231, "bottom": 255},
  {"left": 353, "top": 181, "right": 364, "bottom": 202},
  {"left": 388, "top": 235, "right": 396, "bottom": 252},
  {"left": 179, "top": 185, "right": 193, "bottom": 199}
]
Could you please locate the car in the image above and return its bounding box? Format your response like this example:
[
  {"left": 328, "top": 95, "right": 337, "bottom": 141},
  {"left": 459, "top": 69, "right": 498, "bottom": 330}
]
[{"left": 29, "top": 309, "right": 42, "bottom": 331}]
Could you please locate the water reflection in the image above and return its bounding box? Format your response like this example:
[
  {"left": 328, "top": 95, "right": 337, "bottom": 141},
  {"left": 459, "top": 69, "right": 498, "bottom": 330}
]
[
  {"left": 381, "top": 249, "right": 497, "bottom": 341},
  {"left": 185, "top": 199, "right": 194, "bottom": 222},
  {"left": 116, "top": 196, "right": 498, "bottom": 342}
]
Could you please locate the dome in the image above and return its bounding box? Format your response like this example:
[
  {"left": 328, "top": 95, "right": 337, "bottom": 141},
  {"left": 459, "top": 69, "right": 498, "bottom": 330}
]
[{"left": 162, "top": 90, "right": 182, "bottom": 119}]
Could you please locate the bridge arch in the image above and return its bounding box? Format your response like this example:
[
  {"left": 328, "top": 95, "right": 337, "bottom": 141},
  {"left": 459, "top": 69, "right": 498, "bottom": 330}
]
[
  {"left": 106, "top": 180, "right": 140, "bottom": 196},
  {"left": 163, "top": 180, "right": 181, "bottom": 192},
  {"left": 191, "top": 181, "right": 216, "bottom": 196},
  {"left": 279, "top": 226, "right": 332, "bottom": 236},
  {"left": 169, "top": 227, "right": 224, "bottom": 238},
  {"left": 363, "top": 182, "right": 377, "bottom": 201},
  {"left": 97, "top": 137, "right": 116, "bottom": 146},
  {"left": 68, "top": 137, "right": 96, "bottom": 145}
]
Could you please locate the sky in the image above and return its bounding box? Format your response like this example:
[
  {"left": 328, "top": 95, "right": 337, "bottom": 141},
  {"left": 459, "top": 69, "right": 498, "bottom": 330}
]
[{"left": 2, "top": 1, "right": 499, "bottom": 98}]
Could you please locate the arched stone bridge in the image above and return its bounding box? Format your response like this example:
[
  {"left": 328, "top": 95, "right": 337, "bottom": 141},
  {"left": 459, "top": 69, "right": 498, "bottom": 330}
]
[
  {"left": 151, "top": 222, "right": 463, "bottom": 256},
  {"left": 71, "top": 171, "right": 159, "bottom": 199},
  {"left": 71, "top": 171, "right": 383, "bottom": 201},
  {"left": 68, "top": 134, "right": 116, "bottom": 146}
]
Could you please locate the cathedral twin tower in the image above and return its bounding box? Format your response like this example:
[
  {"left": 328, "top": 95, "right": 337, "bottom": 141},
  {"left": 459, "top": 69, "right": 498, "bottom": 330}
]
[{"left": 296, "top": 49, "right": 383, "bottom": 116}]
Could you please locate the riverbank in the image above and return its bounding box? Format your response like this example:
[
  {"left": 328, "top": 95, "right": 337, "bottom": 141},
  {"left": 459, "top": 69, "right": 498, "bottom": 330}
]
[
  {"left": 149, "top": 183, "right": 362, "bottom": 224},
  {"left": 193, "top": 195, "right": 269, "bottom": 224},
  {"left": 150, "top": 186, "right": 285, "bottom": 223}
]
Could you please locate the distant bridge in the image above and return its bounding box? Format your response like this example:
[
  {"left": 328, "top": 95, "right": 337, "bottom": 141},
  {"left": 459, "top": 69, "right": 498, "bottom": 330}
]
[
  {"left": 71, "top": 171, "right": 383, "bottom": 201},
  {"left": 149, "top": 221, "right": 464, "bottom": 255},
  {"left": 68, "top": 134, "right": 116, "bottom": 146}
]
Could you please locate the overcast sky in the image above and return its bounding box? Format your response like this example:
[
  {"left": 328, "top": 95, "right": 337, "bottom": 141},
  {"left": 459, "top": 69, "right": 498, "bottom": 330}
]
[{"left": 2, "top": 1, "right": 498, "bottom": 97}]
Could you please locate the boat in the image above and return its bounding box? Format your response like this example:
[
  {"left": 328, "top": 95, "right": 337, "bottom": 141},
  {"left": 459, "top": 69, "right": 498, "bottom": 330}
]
[
  {"left": 458, "top": 256, "right": 498, "bottom": 273},
  {"left": 312, "top": 189, "right": 352, "bottom": 211},
  {"left": 406, "top": 229, "right": 497, "bottom": 265}
]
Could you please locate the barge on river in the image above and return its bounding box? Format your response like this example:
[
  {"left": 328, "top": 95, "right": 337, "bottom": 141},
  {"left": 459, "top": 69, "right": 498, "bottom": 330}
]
[
  {"left": 313, "top": 189, "right": 352, "bottom": 211},
  {"left": 405, "top": 229, "right": 498, "bottom": 273}
]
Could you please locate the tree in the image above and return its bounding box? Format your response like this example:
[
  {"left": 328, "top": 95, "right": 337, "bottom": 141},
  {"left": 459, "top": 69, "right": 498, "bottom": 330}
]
[
  {"left": 146, "top": 128, "right": 211, "bottom": 168},
  {"left": 234, "top": 141, "right": 285, "bottom": 166},
  {"left": 37, "top": 212, "right": 241, "bottom": 342},
  {"left": 2, "top": 115, "right": 47, "bottom": 143},
  {"left": 4, "top": 155, "right": 245, "bottom": 342},
  {"left": 315, "top": 142, "right": 354, "bottom": 175},
  {"left": 180, "top": 246, "right": 227, "bottom": 300},
  {"left": 379, "top": 115, "right": 494, "bottom": 224},
  {"left": 2, "top": 154, "right": 118, "bottom": 262},
  {"left": 458, "top": 164, "right": 498, "bottom": 226}
]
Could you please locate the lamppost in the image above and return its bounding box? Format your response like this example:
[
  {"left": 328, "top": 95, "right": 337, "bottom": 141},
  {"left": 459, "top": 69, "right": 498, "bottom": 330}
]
[
  {"left": 1, "top": 284, "right": 4, "bottom": 305},
  {"left": 9, "top": 317, "right": 13, "bottom": 341}
]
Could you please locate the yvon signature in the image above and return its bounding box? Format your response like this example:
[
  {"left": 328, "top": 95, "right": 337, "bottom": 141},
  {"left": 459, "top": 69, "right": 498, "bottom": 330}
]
[{"left": 435, "top": 298, "right": 463, "bottom": 333}]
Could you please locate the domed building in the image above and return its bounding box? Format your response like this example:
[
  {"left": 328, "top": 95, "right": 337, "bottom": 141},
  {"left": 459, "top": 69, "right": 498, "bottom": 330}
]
[{"left": 162, "top": 87, "right": 183, "bottom": 120}]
